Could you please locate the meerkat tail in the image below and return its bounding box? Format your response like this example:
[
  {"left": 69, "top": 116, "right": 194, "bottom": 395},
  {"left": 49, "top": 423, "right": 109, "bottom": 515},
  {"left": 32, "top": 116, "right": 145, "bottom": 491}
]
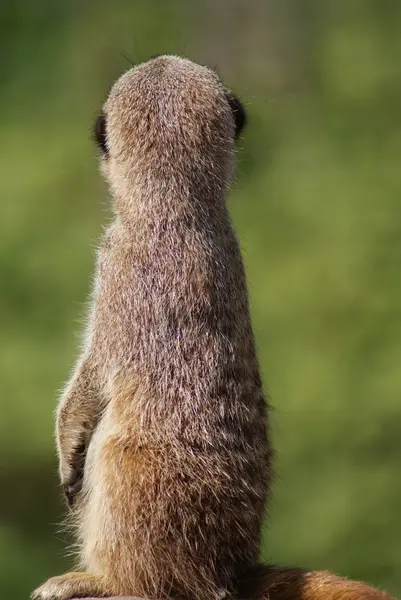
[{"left": 238, "top": 565, "right": 394, "bottom": 600}]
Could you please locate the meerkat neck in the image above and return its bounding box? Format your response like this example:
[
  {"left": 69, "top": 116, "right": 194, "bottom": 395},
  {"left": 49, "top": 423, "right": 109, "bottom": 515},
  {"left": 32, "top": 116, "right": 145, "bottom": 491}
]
[{"left": 113, "top": 173, "right": 228, "bottom": 229}]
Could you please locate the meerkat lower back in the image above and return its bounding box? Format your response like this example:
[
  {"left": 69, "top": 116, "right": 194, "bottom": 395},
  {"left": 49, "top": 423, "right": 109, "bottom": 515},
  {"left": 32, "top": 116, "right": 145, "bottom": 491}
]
[{"left": 72, "top": 56, "right": 272, "bottom": 600}]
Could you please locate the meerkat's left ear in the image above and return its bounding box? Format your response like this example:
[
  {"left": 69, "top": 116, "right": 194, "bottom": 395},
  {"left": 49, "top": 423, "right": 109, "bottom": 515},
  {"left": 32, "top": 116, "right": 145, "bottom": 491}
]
[
  {"left": 226, "top": 91, "right": 247, "bottom": 140},
  {"left": 93, "top": 112, "right": 108, "bottom": 156}
]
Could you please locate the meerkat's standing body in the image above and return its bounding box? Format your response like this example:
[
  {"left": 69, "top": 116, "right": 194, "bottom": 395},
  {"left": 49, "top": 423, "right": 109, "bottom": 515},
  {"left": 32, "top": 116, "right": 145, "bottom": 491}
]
[{"left": 33, "top": 56, "right": 393, "bottom": 600}]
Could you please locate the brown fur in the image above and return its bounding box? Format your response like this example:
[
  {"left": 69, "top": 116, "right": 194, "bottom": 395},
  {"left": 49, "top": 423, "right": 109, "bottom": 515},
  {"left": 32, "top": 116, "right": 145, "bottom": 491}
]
[
  {"left": 262, "top": 568, "right": 393, "bottom": 600},
  {"left": 32, "top": 56, "right": 394, "bottom": 600}
]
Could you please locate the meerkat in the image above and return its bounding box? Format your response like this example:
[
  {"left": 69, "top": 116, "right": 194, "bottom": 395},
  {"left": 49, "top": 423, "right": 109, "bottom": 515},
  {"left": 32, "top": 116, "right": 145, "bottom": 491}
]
[{"left": 32, "top": 56, "right": 393, "bottom": 600}]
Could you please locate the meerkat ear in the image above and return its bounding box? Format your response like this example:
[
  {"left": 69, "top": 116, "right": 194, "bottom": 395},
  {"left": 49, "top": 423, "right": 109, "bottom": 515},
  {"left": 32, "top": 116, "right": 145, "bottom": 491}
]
[
  {"left": 226, "top": 91, "right": 247, "bottom": 140},
  {"left": 93, "top": 113, "right": 108, "bottom": 155}
]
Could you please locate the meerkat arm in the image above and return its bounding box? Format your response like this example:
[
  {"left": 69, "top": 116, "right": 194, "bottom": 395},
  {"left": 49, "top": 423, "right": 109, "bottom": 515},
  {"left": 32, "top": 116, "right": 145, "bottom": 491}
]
[{"left": 56, "top": 355, "right": 102, "bottom": 506}]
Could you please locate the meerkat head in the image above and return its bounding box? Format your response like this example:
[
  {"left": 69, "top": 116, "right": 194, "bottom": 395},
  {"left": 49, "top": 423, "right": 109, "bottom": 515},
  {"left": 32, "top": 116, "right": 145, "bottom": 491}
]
[{"left": 93, "top": 55, "right": 246, "bottom": 215}]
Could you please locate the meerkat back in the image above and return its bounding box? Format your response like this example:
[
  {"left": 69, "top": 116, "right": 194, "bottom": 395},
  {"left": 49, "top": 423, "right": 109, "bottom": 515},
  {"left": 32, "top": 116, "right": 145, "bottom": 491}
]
[{"left": 84, "top": 55, "right": 271, "bottom": 600}]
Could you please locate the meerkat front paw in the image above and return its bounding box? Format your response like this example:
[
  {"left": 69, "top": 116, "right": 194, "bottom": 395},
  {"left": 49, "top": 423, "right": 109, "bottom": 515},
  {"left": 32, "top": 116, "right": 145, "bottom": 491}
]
[
  {"left": 61, "top": 466, "right": 83, "bottom": 509},
  {"left": 31, "top": 572, "right": 112, "bottom": 600},
  {"left": 59, "top": 442, "right": 87, "bottom": 508}
]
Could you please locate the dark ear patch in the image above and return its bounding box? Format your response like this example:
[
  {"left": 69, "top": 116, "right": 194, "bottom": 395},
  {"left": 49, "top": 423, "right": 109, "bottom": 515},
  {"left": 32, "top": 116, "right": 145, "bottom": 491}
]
[
  {"left": 226, "top": 92, "right": 247, "bottom": 140},
  {"left": 93, "top": 113, "right": 108, "bottom": 155}
]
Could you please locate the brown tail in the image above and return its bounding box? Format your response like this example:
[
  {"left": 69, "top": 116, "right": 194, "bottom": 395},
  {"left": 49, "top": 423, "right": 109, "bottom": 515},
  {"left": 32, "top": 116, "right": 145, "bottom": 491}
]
[{"left": 239, "top": 565, "right": 394, "bottom": 600}]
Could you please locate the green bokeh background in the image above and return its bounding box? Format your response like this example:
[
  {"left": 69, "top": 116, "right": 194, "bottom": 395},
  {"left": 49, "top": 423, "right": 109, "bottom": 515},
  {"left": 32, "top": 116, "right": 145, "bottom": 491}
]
[{"left": 1, "top": 1, "right": 400, "bottom": 598}]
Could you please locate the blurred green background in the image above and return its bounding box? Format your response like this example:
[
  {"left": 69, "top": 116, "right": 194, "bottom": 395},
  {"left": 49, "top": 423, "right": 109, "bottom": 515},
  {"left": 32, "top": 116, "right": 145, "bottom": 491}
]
[{"left": 1, "top": 0, "right": 401, "bottom": 598}]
